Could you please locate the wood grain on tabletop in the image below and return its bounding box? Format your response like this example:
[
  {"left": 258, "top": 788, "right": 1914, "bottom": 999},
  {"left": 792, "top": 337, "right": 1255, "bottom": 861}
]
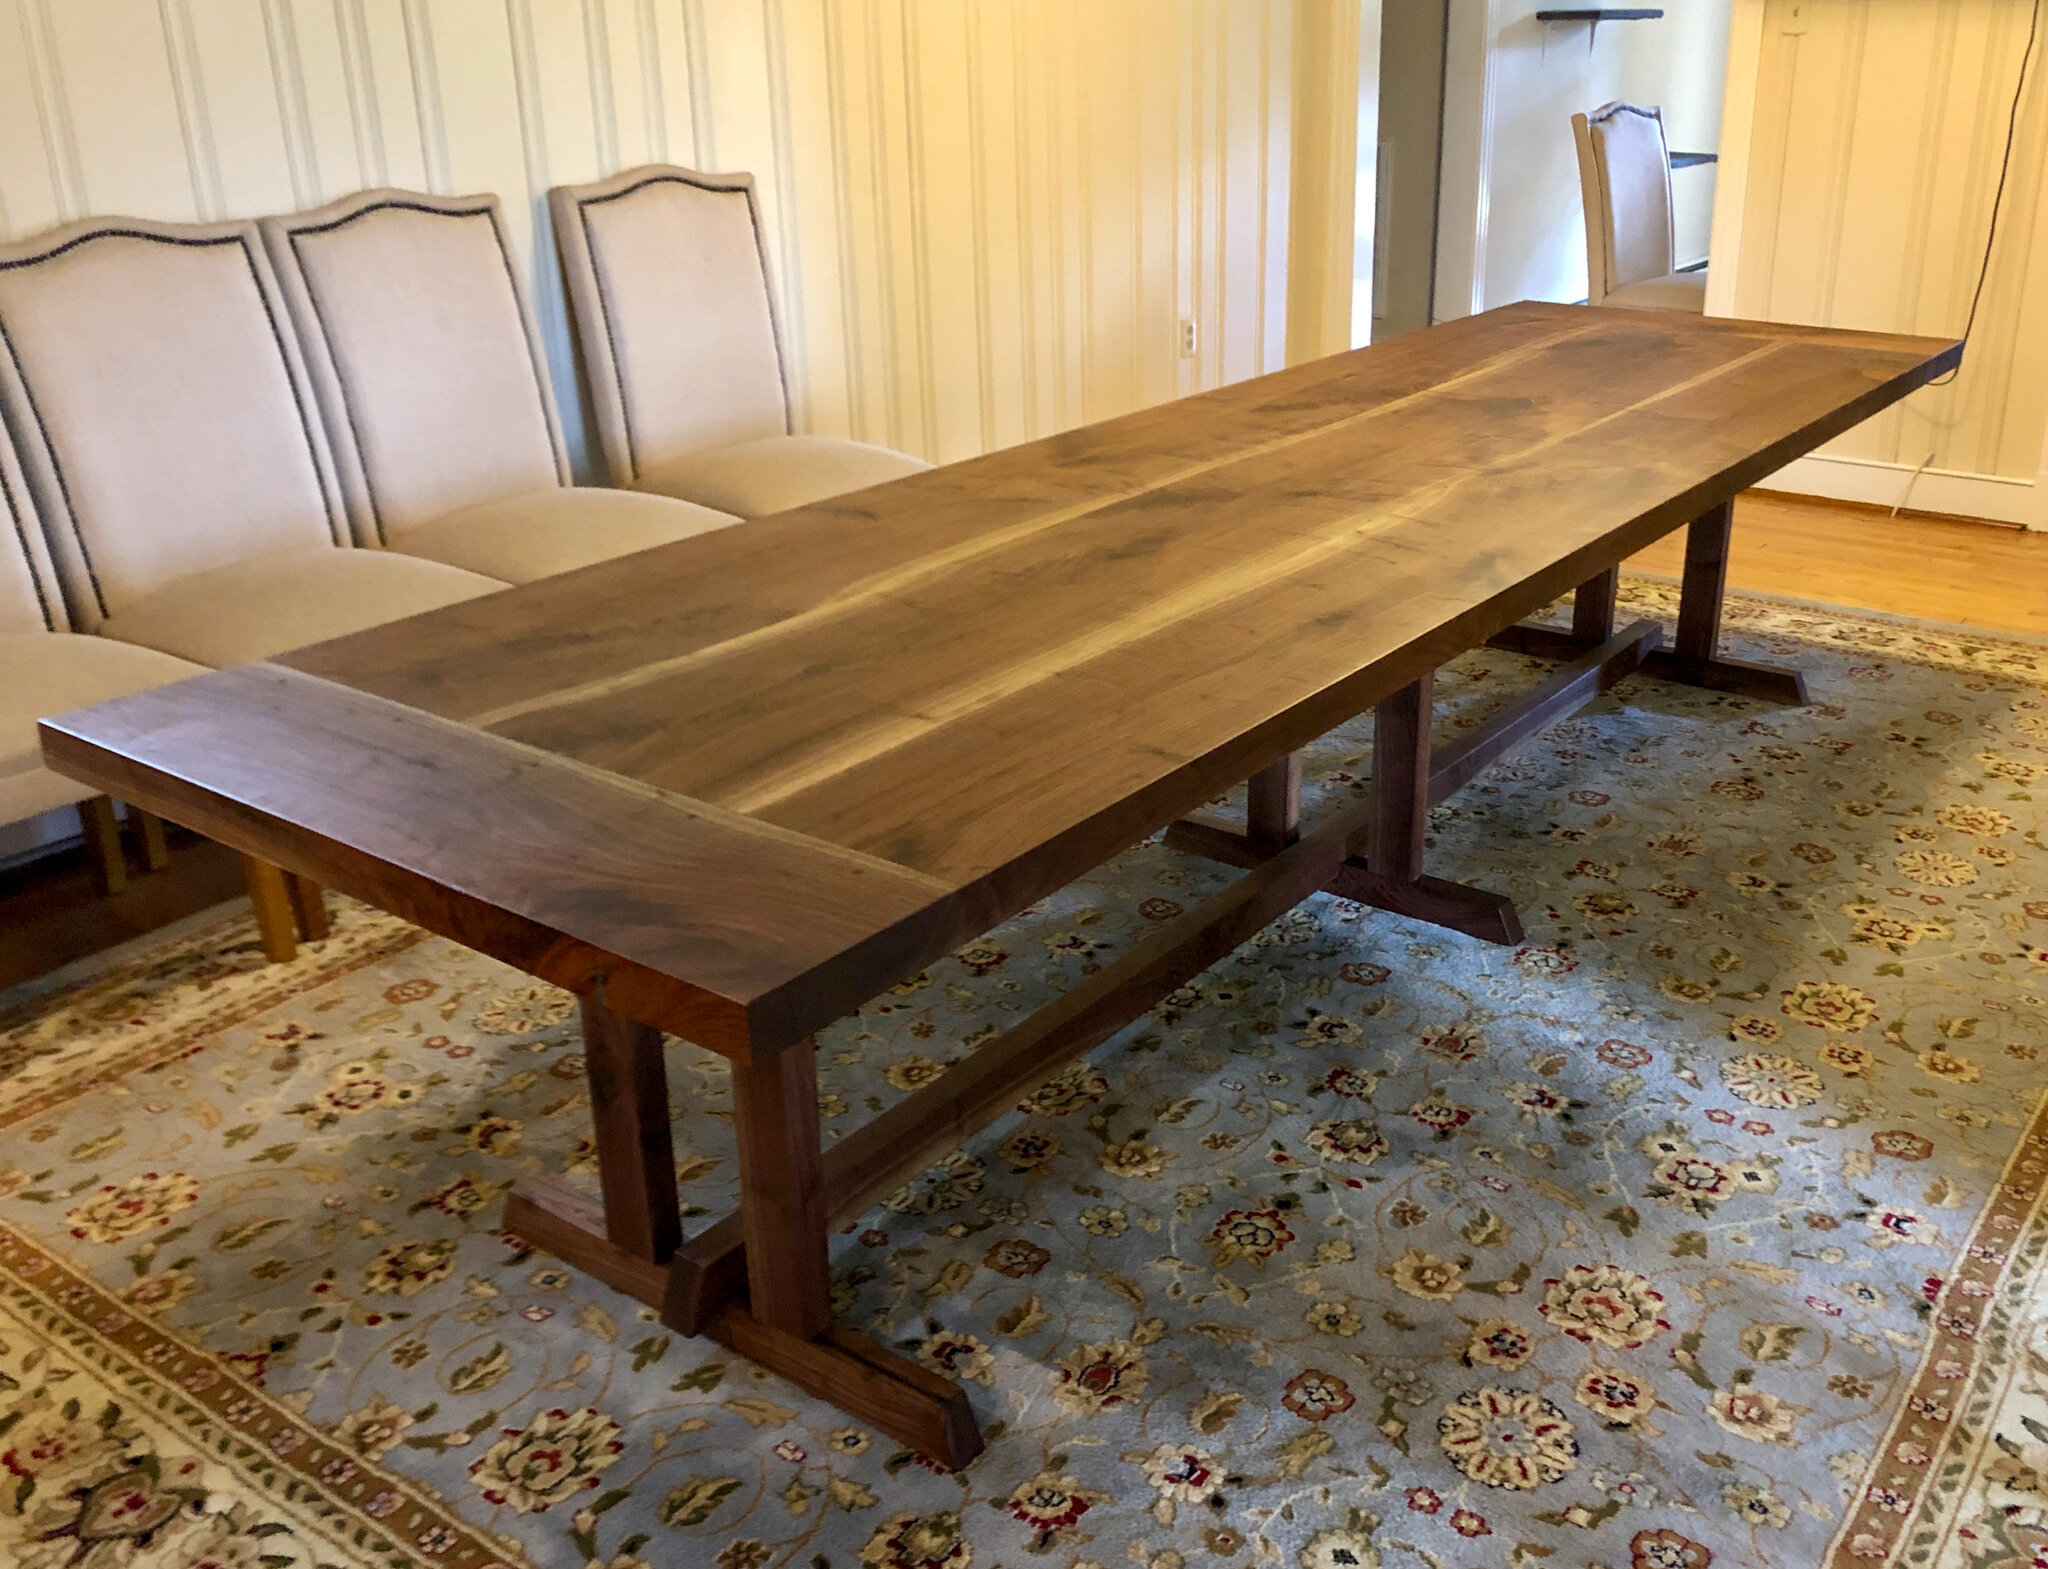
[
  {"left": 36, "top": 664, "right": 990, "bottom": 1053},
  {"left": 278, "top": 303, "right": 1957, "bottom": 896},
  {"left": 43, "top": 303, "right": 1958, "bottom": 1051}
]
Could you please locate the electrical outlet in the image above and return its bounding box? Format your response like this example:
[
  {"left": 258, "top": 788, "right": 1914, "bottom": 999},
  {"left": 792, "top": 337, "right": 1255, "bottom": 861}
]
[{"left": 1179, "top": 318, "right": 1198, "bottom": 358}]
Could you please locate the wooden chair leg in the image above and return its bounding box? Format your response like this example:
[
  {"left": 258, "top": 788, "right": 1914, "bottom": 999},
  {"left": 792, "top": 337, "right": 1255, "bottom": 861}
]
[
  {"left": 731, "top": 1038, "right": 833, "bottom": 1339},
  {"left": 78, "top": 796, "right": 127, "bottom": 895},
  {"left": 240, "top": 855, "right": 299, "bottom": 964},
  {"left": 130, "top": 808, "right": 171, "bottom": 873},
  {"left": 286, "top": 874, "right": 330, "bottom": 942}
]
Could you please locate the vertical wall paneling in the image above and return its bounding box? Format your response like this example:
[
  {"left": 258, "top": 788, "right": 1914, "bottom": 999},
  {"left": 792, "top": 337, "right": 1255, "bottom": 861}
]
[
  {"left": 350, "top": 2, "right": 427, "bottom": 191},
  {"left": 38, "top": 4, "right": 195, "bottom": 220},
  {"left": 0, "top": 0, "right": 1329, "bottom": 476},
  {"left": 394, "top": 0, "right": 449, "bottom": 193},
  {"left": 1717, "top": 0, "right": 2048, "bottom": 523},
  {"left": 0, "top": 4, "right": 62, "bottom": 235},
  {"left": 272, "top": 2, "right": 353, "bottom": 205}
]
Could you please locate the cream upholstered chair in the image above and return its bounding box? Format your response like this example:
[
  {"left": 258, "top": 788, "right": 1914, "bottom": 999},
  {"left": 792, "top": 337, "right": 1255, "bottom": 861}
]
[
  {"left": 0, "top": 425, "right": 203, "bottom": 895},
  {"left": 260, "top": 189, "right": 737, "bottom": 581},
  {"left": 1572, "top": 102, "right": 1707, "bottom": 313},
  {"left": 0, "top": 215, "right": 503, "bottom": 671},
  {"left": 0, "top": 216, "right": 503, "bottom": 960},
  {"left": 549, "top": 166, "right": 931, "bottom": 515}
]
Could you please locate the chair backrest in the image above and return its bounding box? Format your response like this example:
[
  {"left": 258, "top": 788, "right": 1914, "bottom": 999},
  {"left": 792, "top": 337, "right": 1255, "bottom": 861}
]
[
  {"left": 261, "top": 190, "right": 570, "bottom": 546},
  {"left": 549, "top": 166, "right": 790, "bottom": 487},
  {"left": 1572, "top": 102, "right": 1675, "bottom": 302},
  {"left": 0, "top": 217, "right": 348, "bottom": 631},
  {"left": 0, "top": 423, "right": 64, "bottom": 635}
]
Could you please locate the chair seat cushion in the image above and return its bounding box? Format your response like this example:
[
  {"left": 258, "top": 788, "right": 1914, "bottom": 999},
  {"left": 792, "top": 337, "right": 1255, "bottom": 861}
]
[
  {"left": 1602, "top": 270, "right": 1708, "bottom": 313},
  {"left": 390, "top": 486, "right": 739, "bottom": 583},
  {"left": 99, "top": 548, "right": 503, "bottom": 667},
  {"left": 638, "top": 434, "right": 932, "bottom": 517},
  {"left": 0, "top": 631, "right": 206, "bottom": 820}
]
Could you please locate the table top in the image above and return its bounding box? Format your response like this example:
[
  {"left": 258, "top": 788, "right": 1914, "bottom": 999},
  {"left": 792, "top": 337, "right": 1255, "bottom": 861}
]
[{"left": 42, "top": 302, "right": 1958, "bottom": 1057}]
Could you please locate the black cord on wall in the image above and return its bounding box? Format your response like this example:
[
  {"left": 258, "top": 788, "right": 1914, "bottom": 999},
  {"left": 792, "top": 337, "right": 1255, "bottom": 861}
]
[{"left": 1926, "top": 0, "right": 2040, "bottom": 386}]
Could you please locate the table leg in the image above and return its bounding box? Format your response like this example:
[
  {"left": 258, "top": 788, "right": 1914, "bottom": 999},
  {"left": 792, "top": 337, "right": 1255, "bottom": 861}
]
[
  {"left": 1674, "top": 498, "right": 1731, "bottom": 666},
  {"left": 1245, "top": 752, "right": 1302, "bottom": 855},
  {"left": 502, "top": 1016, "right": 982, "bottom": 1465},
  {"left": 1166, "top": 621, "right": 1662, "bottom": 944},
  {"left": 1646, "top": 500, "right": 1807, "bottom": 703},
  {"left": 1328, "top": 674, "right": 1524, "bottom": 945},
  {"left": 500, "top": 990, "right": 683, "bottom": 1296},
  {"left": 1162, "top": 750, "right": 1304, "bottom": 868},
  {"left": 675, "top": 1036, "right": 982, "bottom": 1466},
  {"left": 1370, "top": 673, "right": 1430, "bottom": 882},
  {"left": 1572, "top": 565, "right": 1619, "bottom": 647},
  {"left": 1489, "top": 505, "right": 1806, "bottom": 705},
  {"left": 582, "top": 991, "right": 681, "bottom": 1262},
  {"left": 731, "top": 1039, "right": 832, "bottom": 1338}
]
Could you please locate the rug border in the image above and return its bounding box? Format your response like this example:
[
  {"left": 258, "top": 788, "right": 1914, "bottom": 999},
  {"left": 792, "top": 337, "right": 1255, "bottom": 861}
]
[
  {"left": 0, "top": 1217, "right": 531, "bottom": 1569},
  {"left": 1822, "top": 1087, "right": 2048, "bottom": 1566}
]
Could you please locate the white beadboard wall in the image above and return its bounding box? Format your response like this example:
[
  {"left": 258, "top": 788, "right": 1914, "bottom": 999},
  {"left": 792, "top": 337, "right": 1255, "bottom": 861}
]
[
  {"left": 0, "top": 0, "right": 1344, "bottom": 864},
  {"left": 1713, "top": 0, "right": 2048, "bottom": 527},
  {"left": 0, "top": 0, "right": 1306, "bottom": 482}
]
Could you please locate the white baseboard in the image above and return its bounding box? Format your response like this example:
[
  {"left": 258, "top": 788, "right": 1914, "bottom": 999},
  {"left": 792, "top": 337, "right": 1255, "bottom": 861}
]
[{"left": 1758, "top": 452, "right": 2042, "bottom": 529}]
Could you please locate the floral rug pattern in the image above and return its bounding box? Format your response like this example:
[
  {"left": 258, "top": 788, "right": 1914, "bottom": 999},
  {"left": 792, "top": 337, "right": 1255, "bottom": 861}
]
[{"left": 0, "top": 581, "right": 2044, "bottom": 1569}]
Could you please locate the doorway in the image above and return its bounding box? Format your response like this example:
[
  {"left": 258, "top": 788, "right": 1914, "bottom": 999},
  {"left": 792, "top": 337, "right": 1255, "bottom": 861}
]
[{"left": 1371, "top": 0, "right": 1450, "bottom": 340}]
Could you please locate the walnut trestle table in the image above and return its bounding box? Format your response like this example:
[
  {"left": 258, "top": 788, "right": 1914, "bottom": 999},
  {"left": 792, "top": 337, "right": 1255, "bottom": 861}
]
[{"left": 41, "top": 303, "right": 1959, "bottom": 1467}]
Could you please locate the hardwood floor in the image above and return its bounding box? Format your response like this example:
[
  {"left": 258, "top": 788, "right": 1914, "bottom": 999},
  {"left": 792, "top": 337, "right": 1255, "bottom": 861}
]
[
  {"left": 1, "top": 492, "right": 2039, "bottom": 998},
  {"left": 0, "top": 826, "right": 246, "bottom": 994},
  {"left": 1628, "top": 492, "right": 2048, "bottom": 638}
]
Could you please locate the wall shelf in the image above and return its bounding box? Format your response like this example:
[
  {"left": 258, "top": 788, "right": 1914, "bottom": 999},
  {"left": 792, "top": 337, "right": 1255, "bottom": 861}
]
[{"left": 1535, "top": 8, "right": 1663, "bottom": 53}]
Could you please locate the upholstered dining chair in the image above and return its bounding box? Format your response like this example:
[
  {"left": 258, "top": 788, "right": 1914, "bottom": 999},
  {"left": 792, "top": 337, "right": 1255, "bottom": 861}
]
[
  {"left": 0, "top": 214, "right": 508, "bottom": 960},
  {"left": 1571, "top": 102, "right": 1707, "bottom": 313},
  {"left": 260, "top": 189, "right": 738, "bottom": 581},
  {"left": 0, "top": 402, "right": 319, "bottom": 957},
  {"left": 0, "top": 215, "right": 503, "bottom": 671},
  {"left": 549, "top": 166, "right": 931, "bottom": 516},
  {"left": 0, "top": 417, "right": 200, "bottom": 894}
]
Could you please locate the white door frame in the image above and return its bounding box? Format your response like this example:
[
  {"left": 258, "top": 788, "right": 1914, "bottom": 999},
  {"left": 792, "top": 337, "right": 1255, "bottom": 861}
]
[
  {"left": 1703, "top": 0, "right": 1768, "bottom": 317},
  {"left": 1436, "top": 0, "right": 1760, "bottom": 322},
  {"left": 1432, "top": 0, "right": 1497, "bottom": 321}
]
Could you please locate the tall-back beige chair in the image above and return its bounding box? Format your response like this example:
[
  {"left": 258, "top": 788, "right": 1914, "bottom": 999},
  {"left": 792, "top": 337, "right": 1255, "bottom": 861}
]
[
  {"left": 1572, "top": 102, "right": 1706, "bottom": 313},
  {"left": 550, "top": 166, "right": 930, "bottom": 516},
  {"left": 0, "top": 422, "right": 204, "bottom": 894},
  {"left": 261, "top": 190, "right": 736, "bottom": 581},
  {"left": 0, "top": 214, "right": 509, "bottom": 958},
  {"left": 0, "top": 216, "right": 501, "bottom": 670},
  {"left": 0, "top": 412, "right": 320, "bottom": 952}
]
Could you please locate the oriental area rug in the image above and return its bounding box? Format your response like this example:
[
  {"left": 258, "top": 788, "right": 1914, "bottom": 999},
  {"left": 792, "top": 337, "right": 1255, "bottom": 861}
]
[{"left": 1, "top": 581, "right": 2045, "bottom": 1569}]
